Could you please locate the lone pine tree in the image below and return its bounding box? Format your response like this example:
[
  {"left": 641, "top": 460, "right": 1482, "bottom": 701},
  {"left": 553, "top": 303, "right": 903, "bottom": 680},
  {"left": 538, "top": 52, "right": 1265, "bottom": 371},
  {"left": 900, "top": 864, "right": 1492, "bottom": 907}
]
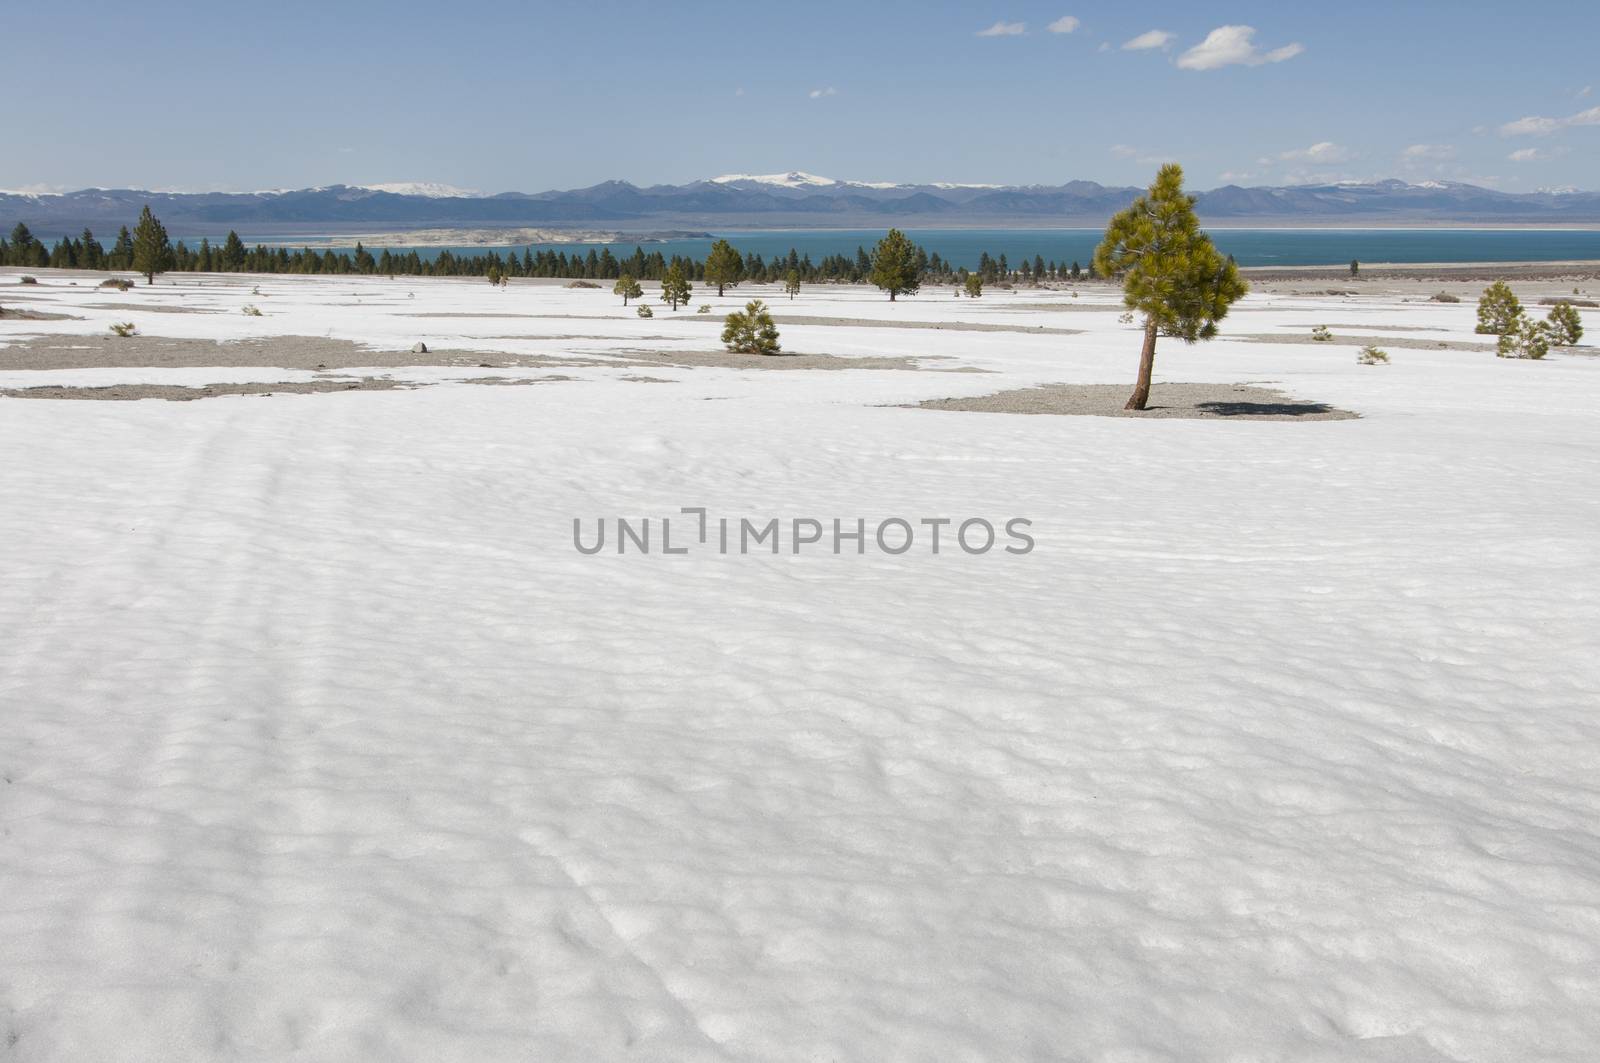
[
  {"left": 614, "top": 274, "right": 643, "bottom": 305},
  {"left": 703, "top": 240, "right": 744, "bottom": 296},
  {"left": 1093, "top": 164, "right": 1247, "bottom": 411},
  {"left": 870, "top": 228, "right": 920, "bottom": 301},
  {"left": 131, "top": 206, "right": 173, "bottom": 285},
  {"left": 659, "top": 263, "right": 692, "bottom": 310}
]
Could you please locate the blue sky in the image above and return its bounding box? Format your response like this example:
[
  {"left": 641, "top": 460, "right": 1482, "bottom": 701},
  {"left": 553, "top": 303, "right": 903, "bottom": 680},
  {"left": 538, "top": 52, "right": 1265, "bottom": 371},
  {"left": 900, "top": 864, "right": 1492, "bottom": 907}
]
[{"left": 4, "top": 1, "right": 1598, "bottom": 194}]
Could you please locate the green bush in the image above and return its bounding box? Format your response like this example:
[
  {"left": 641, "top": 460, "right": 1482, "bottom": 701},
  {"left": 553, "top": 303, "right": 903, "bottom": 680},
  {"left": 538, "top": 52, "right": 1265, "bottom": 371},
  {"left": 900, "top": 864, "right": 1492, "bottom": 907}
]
[
  {"left": 1546, "top": 302, "right": 1584, "bottom": 346},
  {"left": 1357, "top": 345, "right": 1389, "bottom": 365},
  {"left": 721, "top": 299, "right": 781, "bottom": 355},
  {"left": 1311, "top": 325, "right": 1332, "bottom": 342},
  {"left": 242, "top": 304, "right": 263, "bottom": 317},
  {"left": 1496, "top": 314, "right": 1552, "bottom": 359},
  {"left": 636, "top": 304, "right": 653, "bottom": 318},
  {"left": 1430, "top": 292, "right": 1460, "bottom": 303},
  {"left": 1476, "top": 281, "right": 1521, "bottom": 335},
  {"left": 109, "top": 322, "right": 137, "bottom": 337}
]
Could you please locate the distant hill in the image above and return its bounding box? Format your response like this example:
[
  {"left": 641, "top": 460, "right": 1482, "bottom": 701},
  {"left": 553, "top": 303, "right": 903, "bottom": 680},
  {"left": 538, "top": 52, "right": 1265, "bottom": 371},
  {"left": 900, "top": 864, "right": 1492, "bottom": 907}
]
[{"left": 6, "top": 174, "right": 1600, "bottom": 236}]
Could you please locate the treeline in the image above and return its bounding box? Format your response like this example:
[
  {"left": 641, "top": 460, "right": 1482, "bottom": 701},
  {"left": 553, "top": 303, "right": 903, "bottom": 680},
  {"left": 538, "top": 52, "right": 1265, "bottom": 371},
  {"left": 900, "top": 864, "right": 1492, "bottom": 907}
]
[{"left": 4, "top": 214, "right": 1094, "bottom": 286}]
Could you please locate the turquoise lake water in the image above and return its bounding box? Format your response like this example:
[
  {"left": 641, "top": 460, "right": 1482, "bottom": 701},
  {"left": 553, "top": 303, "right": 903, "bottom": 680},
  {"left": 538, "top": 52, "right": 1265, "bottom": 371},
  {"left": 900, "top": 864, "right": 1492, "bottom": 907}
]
[{"left": 238, "top": 228, "right": 1600, "bottom": 271}]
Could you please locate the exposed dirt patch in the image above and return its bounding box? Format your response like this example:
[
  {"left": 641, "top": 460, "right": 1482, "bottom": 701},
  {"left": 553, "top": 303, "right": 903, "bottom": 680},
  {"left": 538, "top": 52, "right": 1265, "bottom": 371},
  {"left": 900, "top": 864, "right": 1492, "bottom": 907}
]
[
  {"left": 770, "top": 315, "right": 1083, "bottom": 336},
  {"left": 0, "top": 334, "right": 624, "bottom": 372},
  {"left": 907, "top": 382, "right": 1358, "bottom": 421},
  {"left": 619, "top": 348, "right": 987, "bottom": 372},
  {"left": 0, "top": 377, "right": 419, "bottom": 402},
  {"left": 80, "top": 303, "right": 222, "bottom": 314},
  {"left": 1235, "top": 333, "right": 1497, "bottom": 353},
  {"left": 0, "top": 308, "right": 80, "bottom": 321}
]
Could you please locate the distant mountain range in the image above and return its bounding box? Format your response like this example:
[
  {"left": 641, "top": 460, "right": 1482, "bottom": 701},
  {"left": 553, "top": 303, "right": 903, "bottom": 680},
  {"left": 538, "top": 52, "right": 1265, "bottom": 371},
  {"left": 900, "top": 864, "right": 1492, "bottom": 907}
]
[{"left": 6, "top": 172, "right": 1600, "bottom": 236}]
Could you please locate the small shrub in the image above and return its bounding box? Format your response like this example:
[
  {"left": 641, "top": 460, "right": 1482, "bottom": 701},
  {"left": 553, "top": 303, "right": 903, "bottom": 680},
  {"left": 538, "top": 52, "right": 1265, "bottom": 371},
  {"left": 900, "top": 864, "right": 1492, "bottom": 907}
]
[
  {"left": 1430, "top": 292, "right": 1461, "bottom": 303},
  {"left": 566, "top": 280, "right": 600, "bottom": 289},
  {"left": 1496, "top": 314, "right": 1552, "bottom": 360},
  {"left": 1539, "top": 296, "right": 1597, "bottom": 308},
  {"left": 696, "top": 304, "right": 711, "bottom": 314},
  {"left": 242, "top": 304, "right": 263, "bottom": 317},
  {"left": 1476, "top": 281, "right": 1521, "bottom": 335},
  {"left": 1311, "top": 325, "right": 1333, "bottom": 342},
  {"left": 636, "top": 304, "right": 653, "bottom": 318},
  {"left": 109, "top": 322, "right": 137, "bottom": 337},
  {"left": 721, "top": 298, "right": 781, "bottom": 354},
  {"left": 1357, "top": 345, "right": 1389, "bottom": 365},
  {"left": 19, "top": 276, "right": 38, "bottom": 285},
  {"left": 99, "top": 277, "right": 133, "bottom": 291},
  {"left": 1546, "top": 302, "right": 1584, "bottom": 346},
  {"left": 964, "top": 274, "right": 983, "bottom": 298}
]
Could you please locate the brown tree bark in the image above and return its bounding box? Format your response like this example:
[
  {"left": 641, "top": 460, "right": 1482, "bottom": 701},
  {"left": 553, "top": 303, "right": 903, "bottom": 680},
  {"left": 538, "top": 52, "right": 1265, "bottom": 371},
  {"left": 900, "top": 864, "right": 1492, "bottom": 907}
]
[{"left": 1125, "top": 318, "right": 1158, "bottom": 410}]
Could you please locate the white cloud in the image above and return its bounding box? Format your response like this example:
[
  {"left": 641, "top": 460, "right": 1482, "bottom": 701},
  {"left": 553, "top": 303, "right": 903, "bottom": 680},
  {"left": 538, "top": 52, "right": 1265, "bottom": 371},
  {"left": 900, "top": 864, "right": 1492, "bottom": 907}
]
[
  {"left": 1499, "top": 105, "right": 1600, "bottom": 137},
  {"left": 1097, "top": 41, "right": 1110, "bottom": 52},
  {"left": 1218, "top": 171, "right": 1256, "bottom": 183},
  {"left": 808, "top": 87, "right": 838, "bottom": 99},
  {"left": 1509, "top": 148, "right": 1545, "bottom": 162},
  {"left": 1278, "top": 141, "right": 1352, "bottom": 163},
  {"left": 1176, "top": 25, "right": 1304, "bottom": 71},
  {"left": 1109, "top": 144, "right": 1168, "bottom": 165},
  {"left": 977, "top": 21, "right": 1026, "bottom": 37},
  {"left": 1109, "top": 144, "right": 1138, "bottom": 158},
  {"left": 1122, "top": 30, "right": 1174, "bottom": 51},
  {"left": 1402, "top": 144, "right": 1456, "bottom": 162},
  {"left": 1047, "top": 16, "right": 1079, "bottom": 34},
  {"left": 1579, "top": 85, "right": 1593, "bottom": 99}
]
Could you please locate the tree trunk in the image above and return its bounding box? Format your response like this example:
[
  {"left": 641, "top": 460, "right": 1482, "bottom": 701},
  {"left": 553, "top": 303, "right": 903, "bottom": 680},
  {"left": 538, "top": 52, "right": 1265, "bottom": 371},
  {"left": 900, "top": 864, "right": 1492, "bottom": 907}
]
[
  {"left": 889, "top": 291, "right": 896, "bottom": 302},
  {"left": 718, "top": 283, "right": 725, "bottom": 296},
  {"left": 1125, "top": 319, "right": 1158, "bottom": 411}
]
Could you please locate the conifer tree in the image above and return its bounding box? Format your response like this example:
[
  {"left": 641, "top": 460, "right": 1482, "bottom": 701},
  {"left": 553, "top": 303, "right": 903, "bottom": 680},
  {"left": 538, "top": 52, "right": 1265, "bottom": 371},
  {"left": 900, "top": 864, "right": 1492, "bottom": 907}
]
[
  {"left": 721, "top": 299, "right": 781, "bottom": 354},
  {"left": 1546, "top": 301, "right": 1584, "bottom": 346},
  {"left": 7, "top": 223, "right": 36, "bottom": 267},
  {"left": 614, "top": 274, "right": 643, "bottom": 305},
  {"left": 1093, "top": 164, "right": 1248, "bottom": 411},
  {"left": 222, "top": 230, "right": 247, "bottom": 272},
  {"left": 660, "top": 263, "right": 692, "bottom": 310},
  {"left": 80, "top": 228, "right": 104, "bottom": 270},
  {"left": 965, "top": 274, "right": 983, "bottom": 298},
  {"left": 109, "top": 226, "right": 134, "bottom": 270},
  {"left": 869, "top": 228, "right": 920, "bottom": 301},
  {"left": 1475, "top": 282, "right": 1522, "bottom": 335},
  {"left": 131, "top": 205, "right": 173, "bottom": 284},
  {"left": 704, "top": 239, "right": 743, "bottom": 296},
  {"left": 784, "top": 270, "right": 801, "bottom": 300}
]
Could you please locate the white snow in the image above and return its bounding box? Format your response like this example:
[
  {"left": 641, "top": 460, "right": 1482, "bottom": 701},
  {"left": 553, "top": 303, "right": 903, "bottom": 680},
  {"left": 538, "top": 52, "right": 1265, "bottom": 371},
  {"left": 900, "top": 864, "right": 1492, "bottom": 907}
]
[
  {"left": 2, "top": 269, "right": 1599, "bottom": 1062},
  {"left": 357, "top": 182, "right": 483, "bottom": 198},
  {"left": 709, "top": 171, "right": 840, "bottom": 188}
]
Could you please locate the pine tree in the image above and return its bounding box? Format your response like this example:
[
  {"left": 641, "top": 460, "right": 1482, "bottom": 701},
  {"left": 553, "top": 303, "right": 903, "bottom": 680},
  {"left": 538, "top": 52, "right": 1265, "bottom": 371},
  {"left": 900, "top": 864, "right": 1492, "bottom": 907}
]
[
  {"left": 660, "top": 263, "right": 692, "bottom": 310},
  {"left": 1546, "top": 301, "right": 1584, "bottom": 346},
  {"left": 1475, "top": 282, "right": 1522, "bottom": 335},
  {"left": 1093, "top": 164, "right": 1248, "bottom": 411},
  {"left": 965, "top": 274, "right": 983, "bottom": 298},
  {"left": 614, "top": 273, "right": 643, "bottom": 305},
  {"left": 221, "top": 230, "right": 247, "bottom": 272},
  {"left": 80, "top": 228, "right": 104, "bottom": 270},
  {"left": 1349, "top": 259, "right": 1360, "bottom": 279},
  {"left": 131, "top": 205, "right": 173, "bottom": 285},
  {"left": 721, "top": 299, "right": 781, "bottom": 354},
  {"left": 7, "top": 223, "right": 35, "bottom": 267},
  {"left": 869, "top": 228, "right": 920, "bottom": 301},
  {"left": 784, "top": 270, "right": 801, "bottom": 300},
  {"left": 703, "top": 239, "right": 743, "bottom": 296},
  {"left": 109, "top": 227, "right": 134, "bottom": 270}
]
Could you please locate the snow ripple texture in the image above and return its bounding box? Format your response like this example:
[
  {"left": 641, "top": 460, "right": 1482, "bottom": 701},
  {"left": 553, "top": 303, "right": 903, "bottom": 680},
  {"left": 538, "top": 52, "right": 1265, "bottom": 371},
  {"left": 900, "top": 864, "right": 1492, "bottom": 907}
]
[{"left": 2, "top": 272, "right": 1599, "bottom": 1061}]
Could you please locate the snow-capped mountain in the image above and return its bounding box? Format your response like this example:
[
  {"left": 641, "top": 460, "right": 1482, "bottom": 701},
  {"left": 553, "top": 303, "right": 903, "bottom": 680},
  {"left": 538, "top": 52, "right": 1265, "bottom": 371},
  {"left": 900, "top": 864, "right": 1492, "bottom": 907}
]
[
  {"left": 5, "top": 177, "right": 1600, "bottom": 233},
  {"left": 358, "top": 182, "right": 483, "bottom": 198},
  {"left": 709, "top": 171, "right": 841, "bottom": 189}
]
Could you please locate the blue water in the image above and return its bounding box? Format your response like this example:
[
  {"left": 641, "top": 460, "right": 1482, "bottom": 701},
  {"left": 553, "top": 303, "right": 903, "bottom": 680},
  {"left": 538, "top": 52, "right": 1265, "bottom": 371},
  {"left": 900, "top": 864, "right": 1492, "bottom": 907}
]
[{"left": 235, "top": 228, "right": 1600, "bottom": 271}]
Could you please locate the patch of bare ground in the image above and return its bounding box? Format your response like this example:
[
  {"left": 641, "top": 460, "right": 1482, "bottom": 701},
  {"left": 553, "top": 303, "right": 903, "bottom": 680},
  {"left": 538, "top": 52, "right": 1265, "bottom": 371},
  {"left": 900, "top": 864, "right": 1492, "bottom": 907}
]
[
  {"left": 907, "top": 382, "right": 1357, "bottom": 421},
  {"left": 457, "top": 375, "right": 574, "bottom": 386},
  {"left": 618, "top": 348, "right": 988, "bottom": 372},
  {"left": 0, "top": 308, "right": 80, "bottom": 321},
  {"left": 0, "top": 378, "right": 419, "bottom": 402},
  {"left": 0, "top": 334, "right": 624, "bottom": 372},
  {"left": 768, "top": 315, "right": 1084, "bottom": 336},
  {"left": 1235, "top": 333, "right": 1497, "bottom": 352},
  {"left": 80, "top": 303, "right": 222, "bottom": 314}
]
